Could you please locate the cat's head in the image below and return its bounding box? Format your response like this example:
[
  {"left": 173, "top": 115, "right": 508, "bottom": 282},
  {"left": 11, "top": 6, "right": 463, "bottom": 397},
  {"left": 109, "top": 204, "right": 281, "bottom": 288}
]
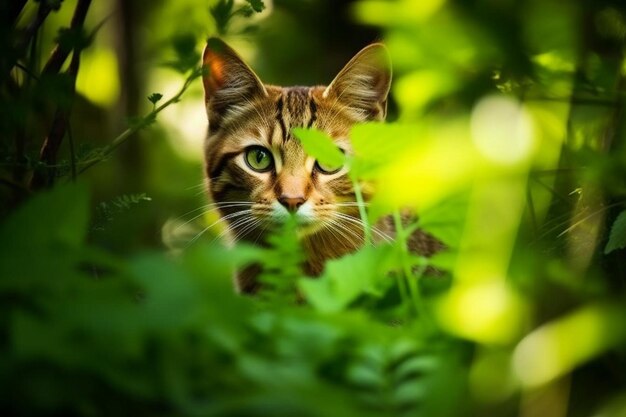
[{"left": 202, "top": 38, "right": 391, "bottom": 243}]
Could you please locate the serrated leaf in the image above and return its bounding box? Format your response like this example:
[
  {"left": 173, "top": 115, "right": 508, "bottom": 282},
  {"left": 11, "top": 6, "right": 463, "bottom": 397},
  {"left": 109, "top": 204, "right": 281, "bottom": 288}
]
[
  {"left": 245, "top": 0, "right": 266, "bottom": 12},
  {"left": 147, "top": 93, "right": 163, "bottom": 105},
  {"left": 292, "top": 128, "right": 345, "bottom": 168},
  {"left": 605, "top": 210, "right": 626, "bottom": 254}
]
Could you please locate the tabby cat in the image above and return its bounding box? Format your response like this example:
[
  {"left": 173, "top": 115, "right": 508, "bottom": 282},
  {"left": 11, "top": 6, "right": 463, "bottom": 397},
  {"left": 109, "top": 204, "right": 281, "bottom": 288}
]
[{"left": 201, "top": 38, "right": 441, "bottom": 293}]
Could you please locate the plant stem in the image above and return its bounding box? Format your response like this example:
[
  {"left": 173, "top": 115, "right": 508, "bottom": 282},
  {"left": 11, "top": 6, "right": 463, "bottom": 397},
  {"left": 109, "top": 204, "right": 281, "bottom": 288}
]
[
  {"left": 393, "top": 210, "right": 427, "bottom": 320},
  {"left": 77, "top": 71, "right": 198, "bottom": 175},
  {"left": 42, "top": 0, "right": 94, "bottom": 75},
  {"left": 351, "top": 176, "right": 372, "bottom": 245}
]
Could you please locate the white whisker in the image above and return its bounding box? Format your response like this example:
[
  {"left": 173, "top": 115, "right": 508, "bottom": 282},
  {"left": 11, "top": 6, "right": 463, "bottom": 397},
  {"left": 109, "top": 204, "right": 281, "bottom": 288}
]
[
  {"left": 325, "top": 218, "right": 361, "bottom": 248},
  {"left": 173, "top": 202, "right": 253, "bottom": 231},
  {"left": 333, "top": 212, "right": 393, "bottom": 242},
  {"left": 187, "top": 209, "right": 252, "bottom": 246}
]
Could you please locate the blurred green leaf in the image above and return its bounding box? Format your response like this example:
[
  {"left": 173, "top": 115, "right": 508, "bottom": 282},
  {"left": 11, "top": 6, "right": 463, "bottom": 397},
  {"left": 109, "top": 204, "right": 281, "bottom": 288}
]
[
  {"left": 0, "top": 182, "right": 89, "bottom": 250},
  {"left": 605, "top": 210, "right": 626, "bottom": 254},
  {"left": 349, "top": 122, "right": 418, "bottom": 179},
  {"left": 299, "top": 245, "right": 396, "bottom": 312},
  {"left": 245, "top": 0, "right": 266, "bottom": 13},
  {"left": 292, "top": 127, "right": 345, "bottom": 168},
  {"left": 56, "top": 27, "right": 91, "bottom": 52},
  {"left": 210, "top": 0, "right": 235, "bottom": 35},
  {"left": 162, "top": 33, "right": 201, "bottom": 73}
]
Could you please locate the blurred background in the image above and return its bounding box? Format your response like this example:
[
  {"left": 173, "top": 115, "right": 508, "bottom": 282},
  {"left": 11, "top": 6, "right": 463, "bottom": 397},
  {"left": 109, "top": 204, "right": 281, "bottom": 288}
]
[{"left": 2, "top": 0, "right": 626, "bottom": 416}]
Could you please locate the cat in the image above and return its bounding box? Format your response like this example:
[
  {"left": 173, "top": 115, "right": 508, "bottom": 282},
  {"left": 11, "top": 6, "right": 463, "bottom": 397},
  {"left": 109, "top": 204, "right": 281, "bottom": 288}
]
[{"left": 201, "top": 38, "right": 442, "bottom": 293}]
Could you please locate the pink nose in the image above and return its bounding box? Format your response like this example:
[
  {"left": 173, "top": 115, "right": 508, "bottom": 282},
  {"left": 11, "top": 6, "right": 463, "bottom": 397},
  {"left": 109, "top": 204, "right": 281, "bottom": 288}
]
[{"left": 278, "top": 195, "right": 305, "bottom": 212}]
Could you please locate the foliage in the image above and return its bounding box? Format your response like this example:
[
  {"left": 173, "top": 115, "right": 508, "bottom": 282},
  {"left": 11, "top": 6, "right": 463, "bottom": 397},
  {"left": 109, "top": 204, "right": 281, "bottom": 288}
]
[
  {"left": 605, "top": 210, "right": 626, "bottom": 254},
  {"left": 211, "top": 0, "right": 266, "bottom": 35},
  {"left": 293, "top": 127, "right": 346, "bottom": 168},
  {"left": 2, "top": 0, "right": 626, "bottom": 416},
  {"left": 0, "top": 183, "right": 464, "bottom": 416}
]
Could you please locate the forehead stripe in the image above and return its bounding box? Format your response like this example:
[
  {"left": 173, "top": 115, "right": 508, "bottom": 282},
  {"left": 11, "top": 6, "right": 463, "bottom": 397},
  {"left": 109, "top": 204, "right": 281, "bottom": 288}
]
[
  {"left": 307, "top": 98, "right": 317, "bottom": 128},
  {"left": 276, "top": 95, "right": 288, "bottom": 143}
]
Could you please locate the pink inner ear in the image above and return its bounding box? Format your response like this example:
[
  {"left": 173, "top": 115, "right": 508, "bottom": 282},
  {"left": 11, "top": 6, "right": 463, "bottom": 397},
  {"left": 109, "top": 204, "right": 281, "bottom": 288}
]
[{"left": 203, "top": 50, "right": 227, "bottom": 97}]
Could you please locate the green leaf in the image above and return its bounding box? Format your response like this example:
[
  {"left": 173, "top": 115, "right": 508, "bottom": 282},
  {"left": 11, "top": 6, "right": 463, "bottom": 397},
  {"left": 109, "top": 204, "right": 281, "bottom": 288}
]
[
  {"left": 56, "top": 27, "right": 91, "bottom": 51},
  {"left": 292, "top": 128, "right": 345, "bottom": 168},
  {"left": 147, "top": 93, "right": 163, "bottom": 105},
  {"left": 0, "top": 182, "right": 89, "bottom": 250},
  {"left": 418, "top": 193, "right": 469, "bottom": 247},
  {"left": 299, "top": 245, "right": 396, "bottom": 313},
  {"left": 163, "top": 33, "right": 201, "bottom": 73},
  {"left": 349, "top": 122, "right": 419, "bottom": 179},
  {"left": 210, "top": 0, "right": 235, "bottom": 35},
  {"left": 605, "top": 210, "right": 626, "bottom": 254},
  {"left": 245, "top": 0, "right": 266, "bottom": 12}
]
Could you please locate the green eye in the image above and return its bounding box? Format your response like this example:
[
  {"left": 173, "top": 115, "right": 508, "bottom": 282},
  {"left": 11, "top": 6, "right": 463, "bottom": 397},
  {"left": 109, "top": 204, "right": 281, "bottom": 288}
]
[
  {"left": 315, "top": 160, "right": 343, "bottom": 175},
  {"left": 245, "top": 146, "right": 273, "bottom": 172}
]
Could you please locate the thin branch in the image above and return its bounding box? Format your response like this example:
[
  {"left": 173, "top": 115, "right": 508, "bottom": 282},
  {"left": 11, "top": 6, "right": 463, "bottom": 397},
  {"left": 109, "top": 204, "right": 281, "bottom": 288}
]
[
  {"left": 42, "top": 0, "right": 96, "bottom": 75},
  {"left": 14, "top": 2, "right": 52, "bottom": 56},
  {"left": 77, "top": 71, "right": 199, "bottom": 175},
  {"left": 30, "top": 0, "right": 92, "bottom": 189},
  {"left": 14, "top": 62, "right": 40, "bottom": 81}
]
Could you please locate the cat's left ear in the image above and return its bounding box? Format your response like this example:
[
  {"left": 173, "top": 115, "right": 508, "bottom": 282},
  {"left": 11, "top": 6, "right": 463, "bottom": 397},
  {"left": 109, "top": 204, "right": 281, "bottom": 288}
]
[
  {"left": 324, "top": 43, "right": 392, "bottom": 121},
  {"left": 202, "top": 37, "right": 267, "bottom": 125}
]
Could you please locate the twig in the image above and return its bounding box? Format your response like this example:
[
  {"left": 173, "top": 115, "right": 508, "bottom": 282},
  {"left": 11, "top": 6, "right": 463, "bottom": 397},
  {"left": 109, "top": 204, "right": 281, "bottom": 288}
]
[
  {"left": 14, "top": 2, "right": 52, "bottom": 57},
  {"left": 77, "top": 71, "right": 199, "bottom": 175},
  {"left": 14, "top": 62, "right": 40, "bottom": 81},
  {"left": 42, "top": 0, "right": 101, "bottom": 75},
  {"left": 31, "top": 0, "right": 92, "bottom": 189}
]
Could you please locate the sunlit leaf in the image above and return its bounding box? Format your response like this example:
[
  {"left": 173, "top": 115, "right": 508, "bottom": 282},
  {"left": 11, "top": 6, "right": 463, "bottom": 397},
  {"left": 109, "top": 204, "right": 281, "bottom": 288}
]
[
  {"left": 292, "top": 127, "right": 345, "bottom": 168},
  {"left": 513, "top": 303, "right": 626, "bottom": 388},
  {"left": 299, "top": 245, "right": 396, "bottom": 313}
]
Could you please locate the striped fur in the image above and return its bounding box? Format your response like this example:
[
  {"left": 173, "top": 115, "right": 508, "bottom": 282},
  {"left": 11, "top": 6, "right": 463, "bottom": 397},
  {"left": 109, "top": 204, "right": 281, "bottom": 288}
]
[{"left": 202, "top": 38, "right": 441, "bottom": 293}]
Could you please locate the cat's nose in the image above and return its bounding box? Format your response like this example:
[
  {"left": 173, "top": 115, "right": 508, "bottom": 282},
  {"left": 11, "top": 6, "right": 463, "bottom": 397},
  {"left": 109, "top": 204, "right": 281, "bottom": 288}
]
[{"left": 278, "top": 195, "right": 306, "bottom": 212}]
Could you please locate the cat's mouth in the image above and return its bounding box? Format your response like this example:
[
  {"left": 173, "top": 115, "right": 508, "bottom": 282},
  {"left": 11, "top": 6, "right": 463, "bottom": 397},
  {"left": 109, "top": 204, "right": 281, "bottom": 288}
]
[
  {"left": 268, "top": 211, "right": 324, "bottom": 235},
  {"left": 246, "top": 203, "right": 327, "bottom": 237}
]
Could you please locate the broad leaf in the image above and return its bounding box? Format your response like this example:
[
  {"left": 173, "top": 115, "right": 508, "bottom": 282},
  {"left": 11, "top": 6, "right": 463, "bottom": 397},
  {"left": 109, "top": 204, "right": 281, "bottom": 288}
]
[
  {"left": 605, "top": 210, "right": 626, "bottom": 254},
  {"left": 0, "top": 181, "right": 89, "bottom": 250},
  {"left": 292, "top": 127, "right": 345, "bottom": 168},
  {"left": 299, "top": 245, "right": 395, "bottom": 313}
]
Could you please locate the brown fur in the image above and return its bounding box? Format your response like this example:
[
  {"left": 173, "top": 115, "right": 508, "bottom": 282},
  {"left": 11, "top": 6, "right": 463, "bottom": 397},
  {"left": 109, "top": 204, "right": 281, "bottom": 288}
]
[{"left": 201, "top": 38, "right": 442, "bottom": 293}]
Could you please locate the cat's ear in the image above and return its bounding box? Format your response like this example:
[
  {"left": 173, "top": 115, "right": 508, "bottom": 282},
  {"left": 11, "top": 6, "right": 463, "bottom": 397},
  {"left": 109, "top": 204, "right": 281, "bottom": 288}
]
[
  {"left": 323, "top": 43, "right": 392, "bottom": 121},
  {"left": 202, "top": 38, "right": 267, "bottom": 124}
]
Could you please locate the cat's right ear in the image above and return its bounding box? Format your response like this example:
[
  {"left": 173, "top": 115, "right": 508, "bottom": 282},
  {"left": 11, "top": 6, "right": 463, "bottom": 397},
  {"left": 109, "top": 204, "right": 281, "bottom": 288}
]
[
  {"left": 323, "top": 43, "right": 391, "bottom": 121},
  {"left": 202, "top": 38, "right": 267, "bottom": 125}
]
